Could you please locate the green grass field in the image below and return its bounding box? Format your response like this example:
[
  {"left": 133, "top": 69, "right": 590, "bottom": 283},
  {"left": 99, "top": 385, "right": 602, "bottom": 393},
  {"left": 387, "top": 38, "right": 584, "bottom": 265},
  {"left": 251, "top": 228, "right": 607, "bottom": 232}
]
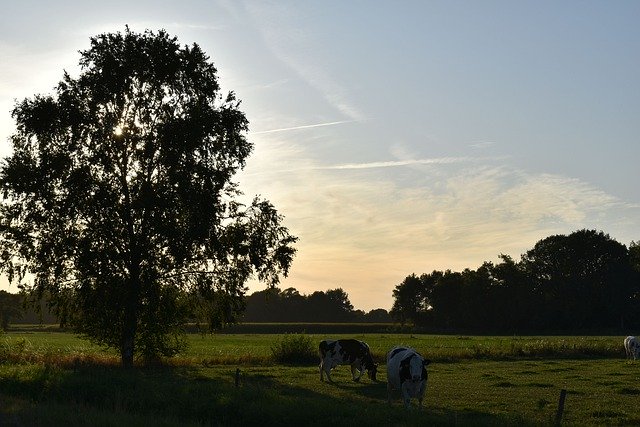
[{"left": 1, "top": 329, "right": 639, "bottom": 426}]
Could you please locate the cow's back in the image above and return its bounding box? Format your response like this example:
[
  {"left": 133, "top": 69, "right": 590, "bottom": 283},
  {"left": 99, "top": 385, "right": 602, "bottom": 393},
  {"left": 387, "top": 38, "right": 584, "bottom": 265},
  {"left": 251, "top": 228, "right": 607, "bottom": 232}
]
[
  {"left": 336, "top": 339, "right": 369, "bottom": 362},
  {"left": 319, "top": 339, "right": 336, "bottom": 358}
]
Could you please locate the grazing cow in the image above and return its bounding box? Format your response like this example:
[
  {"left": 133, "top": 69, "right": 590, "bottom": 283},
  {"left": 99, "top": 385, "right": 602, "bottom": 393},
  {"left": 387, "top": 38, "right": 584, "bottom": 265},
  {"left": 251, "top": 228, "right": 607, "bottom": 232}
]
[
  {"left": 386, "top": 346, "right": 431, "bottom": 409},
  {"left": 624, "top": 336, "right": 639, "bottom": 360},
  {"left": 319, "top": 339, "right": 378, "bottom": 383}
]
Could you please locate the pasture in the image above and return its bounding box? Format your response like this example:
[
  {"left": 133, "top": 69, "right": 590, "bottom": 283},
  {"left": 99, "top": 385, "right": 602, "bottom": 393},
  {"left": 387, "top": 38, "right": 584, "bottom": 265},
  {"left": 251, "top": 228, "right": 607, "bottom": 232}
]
[{"left": 1, "top": 329, "right": 639, "bottom": 426}]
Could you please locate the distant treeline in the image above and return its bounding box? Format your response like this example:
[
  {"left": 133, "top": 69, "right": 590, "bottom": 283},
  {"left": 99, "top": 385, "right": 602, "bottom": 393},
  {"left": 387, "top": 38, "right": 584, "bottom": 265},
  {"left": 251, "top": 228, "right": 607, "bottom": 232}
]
[
  {"left": 390, "top": 229, "right": 640, "bottom": 334},
  {"left": 0, "top": 291, "right": 57, "bottom": 329},
  {"left": 242, "top": 288, "right": 391, "bottom": 323},
  {"left": 1, "top": 286, "right": 391, "bottom": 329},
  {"left": 3, "top": 229, "right": 638, "bottom": 334}
]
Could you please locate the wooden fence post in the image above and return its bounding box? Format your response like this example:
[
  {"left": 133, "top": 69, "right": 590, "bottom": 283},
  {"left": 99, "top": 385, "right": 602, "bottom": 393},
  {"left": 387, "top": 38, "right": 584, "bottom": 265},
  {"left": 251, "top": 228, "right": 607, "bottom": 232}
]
[{"left": 555, "top": 389, "right": 567, "bottom": 424}]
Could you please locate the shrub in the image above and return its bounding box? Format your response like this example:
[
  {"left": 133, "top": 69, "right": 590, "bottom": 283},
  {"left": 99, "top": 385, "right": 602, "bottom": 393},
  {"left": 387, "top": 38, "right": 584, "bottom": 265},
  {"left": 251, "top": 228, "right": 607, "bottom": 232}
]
[{"left": 270, "top": 334, "right": 316, "bottom": 364}]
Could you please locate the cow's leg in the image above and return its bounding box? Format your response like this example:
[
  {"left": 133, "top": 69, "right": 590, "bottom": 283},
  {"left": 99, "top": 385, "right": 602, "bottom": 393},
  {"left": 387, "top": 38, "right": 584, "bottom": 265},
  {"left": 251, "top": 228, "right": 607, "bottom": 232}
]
[
  {"left": 325, "top": 360, "right": 335, "bottom": 383},
  {"left": 401, "top": 383, "right": 412, "bottom": 409},
  {"left": 321, "top": 356, "right": 334, "bottom": 382},
  {"left": 418, "top": 383, "right": 426, "bottom": 410},
  {"left": 351, "top": 362, "right": 363, "bottom": 382},
  {"left": 326, "top": 369, "right": 334, "bottom": 382}
]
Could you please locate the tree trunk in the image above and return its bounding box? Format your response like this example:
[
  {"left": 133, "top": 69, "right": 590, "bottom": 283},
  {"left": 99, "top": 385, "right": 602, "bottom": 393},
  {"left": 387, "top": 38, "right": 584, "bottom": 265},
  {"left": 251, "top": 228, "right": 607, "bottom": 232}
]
[
  {"left": 121, "top": 262, "right": 141, "bottom": 368},
  {"left": 121, "top": 301, "right": 137, "bottom": 368}
]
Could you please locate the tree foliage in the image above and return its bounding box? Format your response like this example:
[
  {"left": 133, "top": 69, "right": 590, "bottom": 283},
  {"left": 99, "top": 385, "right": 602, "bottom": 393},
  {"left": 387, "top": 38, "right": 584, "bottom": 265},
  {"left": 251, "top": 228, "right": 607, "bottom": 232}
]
[
  {"left": 390, "top": 230, "right": 639, "bottom": 333},
  {"left": 0, "top": 28, "right": 297, "bottom": 366}
]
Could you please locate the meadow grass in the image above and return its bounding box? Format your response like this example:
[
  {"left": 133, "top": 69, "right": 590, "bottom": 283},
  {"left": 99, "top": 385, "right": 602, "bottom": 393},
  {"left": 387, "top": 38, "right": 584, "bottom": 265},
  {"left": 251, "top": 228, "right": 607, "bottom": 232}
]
[{"left": 0, "top": 330, "right": 637, "bottom": 426}]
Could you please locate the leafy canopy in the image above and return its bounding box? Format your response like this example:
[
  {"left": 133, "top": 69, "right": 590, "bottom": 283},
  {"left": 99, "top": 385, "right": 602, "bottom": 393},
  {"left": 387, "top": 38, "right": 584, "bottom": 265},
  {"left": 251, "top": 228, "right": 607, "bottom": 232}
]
[{"left": 0, "top": 28, "right": 297, "bottom": 363}]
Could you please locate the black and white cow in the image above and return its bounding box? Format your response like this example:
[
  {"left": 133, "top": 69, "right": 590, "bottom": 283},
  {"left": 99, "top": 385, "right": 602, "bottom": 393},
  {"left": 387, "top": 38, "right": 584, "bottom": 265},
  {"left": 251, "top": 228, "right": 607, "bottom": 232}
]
[
  {"left": 624, "top": 336, "right": 639, "bottom": 360},
  {"left": 386, "top": 346, "right": 431, "bottom": 409},
  {"left": 319, "top": 339, "right": 378, "bottom": 382}
]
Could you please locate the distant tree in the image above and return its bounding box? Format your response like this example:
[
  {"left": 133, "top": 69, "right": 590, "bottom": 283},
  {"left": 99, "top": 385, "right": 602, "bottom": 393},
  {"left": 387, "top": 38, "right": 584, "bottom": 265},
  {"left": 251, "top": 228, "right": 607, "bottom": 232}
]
[
  {"left": 458, "top": 266, "right": 494, "bottom": 331},
  {"left": 243, "top": 287, "right": 360, "bottom": 322},
  {"left": 486, "top": 254, "right": 535, "bottom": 332},
  {"left": 325, "top": 288, "right": 354, "bottom": 313},
  {"left": 279, "top": 287, "right": 306, "bottom": 321},
  {"left": 630, "top": 241, "right": 640, "bottom": 272},
  {"left": 307, "top": 288, "right": 354, "bottom": 322},
  {"left": 363, "top": 308, "right": 392, "bottom": 323},
  {"left": 242, "top": 288, "right": 281, "bottom": 322},
  {"left": 521, "top": 229, "right": 632, "bottom": 330},
  {"left": 0, "top": 28, "right": 297, "bottom": 367},
  {"left": 627, "top": 241, "right": 640, "bottom": 328},
  {"left": 0, "top": 291, "right": 23, "bottom": 330},
  {"left": 390, "top": 274, "right": 426, "bottom": 325},
  {"left": 429, "top": 270, "right": 465, "bottom": 330}
]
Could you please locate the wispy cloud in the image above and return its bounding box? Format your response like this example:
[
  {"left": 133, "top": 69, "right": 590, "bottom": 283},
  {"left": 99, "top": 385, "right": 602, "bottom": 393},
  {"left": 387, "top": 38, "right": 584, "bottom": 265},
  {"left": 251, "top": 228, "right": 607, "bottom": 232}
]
[
  {"left": 320, "top": 157, "right": 477, "bottom": 170},
  {"left": 469, "top": 141, "right": 498, "bottom": 149},
  {"left": 251, "top": 120, "right": 357, "bottom": 135}
]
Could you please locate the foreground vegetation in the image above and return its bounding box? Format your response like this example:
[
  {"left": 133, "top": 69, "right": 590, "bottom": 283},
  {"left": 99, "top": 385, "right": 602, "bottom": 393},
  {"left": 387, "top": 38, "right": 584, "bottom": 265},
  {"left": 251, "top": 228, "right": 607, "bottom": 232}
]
[{"left": 1, "top": 330, "right": 639, "bottom": 426}]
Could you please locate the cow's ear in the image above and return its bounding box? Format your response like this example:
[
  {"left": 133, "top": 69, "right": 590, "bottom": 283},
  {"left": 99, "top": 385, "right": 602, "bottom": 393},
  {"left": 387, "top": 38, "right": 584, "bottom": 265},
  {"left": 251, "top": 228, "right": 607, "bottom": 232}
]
[{"left": 423, "top": 359, "right": 431, "bottom": 366}]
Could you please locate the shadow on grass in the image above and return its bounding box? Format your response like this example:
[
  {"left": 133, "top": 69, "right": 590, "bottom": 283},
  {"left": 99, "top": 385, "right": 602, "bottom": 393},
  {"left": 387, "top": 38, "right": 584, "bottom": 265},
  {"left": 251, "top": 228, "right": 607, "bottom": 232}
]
[
  {"left": 0, "top": 362, "right": 538, "bottom": 427},
  {"left": 321, "top": 378, "right": 538, "bottom": 427}
]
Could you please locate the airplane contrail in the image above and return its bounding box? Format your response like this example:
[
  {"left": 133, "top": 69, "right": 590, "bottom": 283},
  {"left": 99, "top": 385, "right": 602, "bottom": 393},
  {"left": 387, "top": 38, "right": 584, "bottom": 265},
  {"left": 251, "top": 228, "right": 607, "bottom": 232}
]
[
  {"left": 251, "top": 120, "right": 356, "bottom": 135},
  {"left": 321, "top": 157, "right": 474, "bottom": 170}
]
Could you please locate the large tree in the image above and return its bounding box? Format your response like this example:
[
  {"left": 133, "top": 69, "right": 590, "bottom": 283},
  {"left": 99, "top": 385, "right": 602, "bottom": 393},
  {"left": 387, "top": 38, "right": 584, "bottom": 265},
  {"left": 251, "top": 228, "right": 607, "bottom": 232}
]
[
  {"left": 0, "top": 28, "right": 297, "bottom": 367},
  {"left": 521, "top": 229, "right": 632, "bottom": 330}
]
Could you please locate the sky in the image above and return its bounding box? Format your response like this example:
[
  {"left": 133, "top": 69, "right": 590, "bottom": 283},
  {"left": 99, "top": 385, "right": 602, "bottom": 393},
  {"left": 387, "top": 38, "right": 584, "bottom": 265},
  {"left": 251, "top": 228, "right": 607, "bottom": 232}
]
[{"left": 1, "top": 1, "right": 639, "bottom": 311}]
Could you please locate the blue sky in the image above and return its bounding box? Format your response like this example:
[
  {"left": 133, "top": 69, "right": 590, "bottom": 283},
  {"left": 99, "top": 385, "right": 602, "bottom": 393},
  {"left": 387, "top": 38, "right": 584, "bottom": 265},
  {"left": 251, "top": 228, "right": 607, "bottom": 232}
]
[{"left": 1, "top": 1, "right": 639, "bottom": 311}]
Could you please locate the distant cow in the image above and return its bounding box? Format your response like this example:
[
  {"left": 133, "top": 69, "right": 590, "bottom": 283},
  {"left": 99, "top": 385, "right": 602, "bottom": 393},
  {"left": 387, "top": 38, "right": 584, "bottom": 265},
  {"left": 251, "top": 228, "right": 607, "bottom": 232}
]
[
  {"left": 624, "top": 336, "right": 639, "bottom": 360},
  {"left": 386, "top": 346, "right": 431, "bottom": 409},
  {"left": 319, "top": 339, "right": 378, "bottom": 382}
]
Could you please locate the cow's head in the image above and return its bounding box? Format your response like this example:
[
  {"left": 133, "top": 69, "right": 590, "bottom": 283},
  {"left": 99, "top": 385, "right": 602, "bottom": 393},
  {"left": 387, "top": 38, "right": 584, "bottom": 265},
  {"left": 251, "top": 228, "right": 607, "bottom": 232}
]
[
  {"left": 402, "top": 354, "right": 430, "bottom": 382},
  {"left": 367, "top": 362, "right": 379, "bottom": 382}
]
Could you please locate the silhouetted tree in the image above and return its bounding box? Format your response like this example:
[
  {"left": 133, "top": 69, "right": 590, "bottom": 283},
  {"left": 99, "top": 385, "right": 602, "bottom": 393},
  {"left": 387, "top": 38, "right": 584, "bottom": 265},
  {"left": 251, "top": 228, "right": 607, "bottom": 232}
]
[
  {"left": 486, "top": 254, "right": 535, "bottom": 332},
  {"left": 522, "top": 229, "right": 631, "bottom": 330},
  {"left": 242, "top": 287, "right": 367, "bottom": 322},
  {"left": 630, "top": 241, "right": 640, "bottom": 272},
  {"left": 390, "top": 230, "right": 638, "bottom": 333},
  {"left": 390, "top": 274, "right": 426, "bottom": 325},
  {"left": 0, "top": 291, "right": 23, "bottom": 330},
  {"left": 363, "top": 308, "right": 392, "bottom": 323},
  {"left": 0, "top": 28, "right": 297, "bottom": 367}
]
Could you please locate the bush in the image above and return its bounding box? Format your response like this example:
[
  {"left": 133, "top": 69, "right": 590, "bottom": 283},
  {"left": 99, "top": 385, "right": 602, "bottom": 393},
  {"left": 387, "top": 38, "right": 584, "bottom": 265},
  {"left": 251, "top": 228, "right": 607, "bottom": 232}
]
[{"left": 270, "top": 334, "right": 316, "bottom": 364}]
